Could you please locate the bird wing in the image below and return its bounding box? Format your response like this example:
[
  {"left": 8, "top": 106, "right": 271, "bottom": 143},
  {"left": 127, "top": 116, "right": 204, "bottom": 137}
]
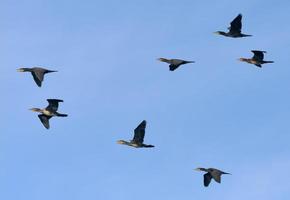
[
  {"left": 210, "top": 170, "right": 222, "bottom": 183},
  {"left": 203, "top": 173, "right": 212, "bottom": 187},
  {"left": 252, "top": 50, "right": 265, "bottom": 61},
  {"left": 46, "top": 99, "right": 63, "bottom": 112},
  {"left": 31, "top": 70, "right": 44, "bottom": 87},
  {"left": 132, "top": 120, "right": 146, "bottom": 143},
  {"left": 169, "top": 64, "right": 180, "bottom": 71},
  {"left": 38, "top": 114, "right": 52, "bottom": 129},
  {"left": 229, "top": 14, "right": 242, "bottom": 34}
]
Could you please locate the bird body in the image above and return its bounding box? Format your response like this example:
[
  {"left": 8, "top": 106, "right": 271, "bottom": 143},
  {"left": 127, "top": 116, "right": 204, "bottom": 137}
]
[
  {"left": 158, "top": 58, "right": 194, "bottom": 71},
  {"left": 30, "top": 99, "right": 67, "bottom": 129},
  {"left": 239, "top": 50, "right": 274, "bottom": 68},
  {"left": 117, "top": 120, "right": 154, "bottom": 148},
  {"left": 215, "top": 14, "right": 252, "bottom": 38},
  {"left": 17, "top": 67, "right": 57, "bottom": 87},
  {"left": 195, "top": 167, "right": 230, "bottom": 187}
]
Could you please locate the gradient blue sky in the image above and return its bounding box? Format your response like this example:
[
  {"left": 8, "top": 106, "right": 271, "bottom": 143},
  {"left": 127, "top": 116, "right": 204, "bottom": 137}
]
[{"left": 1, "top": 0, "right": 290, "bottom": 199}]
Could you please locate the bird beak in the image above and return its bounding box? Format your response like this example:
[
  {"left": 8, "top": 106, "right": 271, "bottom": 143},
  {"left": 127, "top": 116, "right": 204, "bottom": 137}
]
[
  {"left": 194, "top": 168, "right": 201, "bottom": 171},
  {"left": 17, "top": 68, "right": 24, "bottom": 72},
  {"left": 213, "top": 31, "right": 219, "bottom": 35}
]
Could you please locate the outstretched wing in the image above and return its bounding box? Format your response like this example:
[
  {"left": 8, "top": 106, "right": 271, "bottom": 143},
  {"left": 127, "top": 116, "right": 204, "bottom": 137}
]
[
  {"left": 229, "top": 14, "right": 242, "bottom": 34},
  {"left": 46, "top": 99, "right": 63, "bottom": 112},
  {"left": 252, "top": 50, "right": 266, "bottom": 61},
  {"left": 132, "top": 120, "right": 146, "bottom": 143},
  {"left": 203, "top": 173, "right": 212, "bottom": 187},
  {"left": 169, "top": 64, "right": 180, "bottom": 71},
  {"left": 210, "top": 170, "right": 222, "bottom": 183},
  {"left": 38, "top": 114, "right": 52, "bottom": 129},
  {"left": 31, "top": 70, "right": 45, "bottom": 87}
]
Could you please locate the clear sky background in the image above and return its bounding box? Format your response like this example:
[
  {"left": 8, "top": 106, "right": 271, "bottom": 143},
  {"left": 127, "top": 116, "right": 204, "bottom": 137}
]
[{"left": 1, "top": 0, "right": 290, "bottom": 199}]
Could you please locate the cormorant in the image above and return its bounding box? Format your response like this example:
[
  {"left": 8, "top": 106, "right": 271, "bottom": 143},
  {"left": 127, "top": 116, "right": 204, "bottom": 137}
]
[
  {"left": 30, "top": 99, "right": 68, "bottom": 129},
  {"left": 117, "top": 120, "right": 154, "bottom": 148},
  {"left": 158, "top": 58, "right": 195, "bottom": 71},
  {"left": 195, "top": 167, "right": 231, "bottom": 187},
  {"left": 239, "top": 50, "right": 274, "bottom": 68},
  {"left": 17, "top": 67, "right": 57, "bottom": 87},
  {"left": 214, "top": 14, "right": 252, "bottom": 38}
]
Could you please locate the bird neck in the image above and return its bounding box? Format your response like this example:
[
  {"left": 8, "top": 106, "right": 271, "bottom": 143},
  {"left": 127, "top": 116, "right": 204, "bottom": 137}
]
[
  {"left": 239, "top": 58, "right": 251, "bottom": 63},
  {"left": 215, "top": 31, "right": 228, "bottom": 36},
  {"left": 17, "top": 68, "right": 32, "bottom": 72},
  {"left": 240, "top": 33, "right": 252, "bottom": 37},
  {"left": 197, "top": 168, "right": 208, "bottom": 172},
  {"left": 117, "top": 140, "right": 130, "bottom": 145},
  {"left": 30, "top": 108, "right": 43, "bottom": 113},
  {"left": 158, "top": 58, "right": 170, "bottom": 63}
]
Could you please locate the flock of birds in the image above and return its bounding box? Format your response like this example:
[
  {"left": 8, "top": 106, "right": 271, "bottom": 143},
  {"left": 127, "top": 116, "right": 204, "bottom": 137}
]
[{"left": 17, "top": 13, "right": 273, "bottom": 187}]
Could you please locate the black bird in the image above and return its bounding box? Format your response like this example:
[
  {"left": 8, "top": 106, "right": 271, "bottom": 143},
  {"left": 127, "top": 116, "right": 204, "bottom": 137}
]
[
  {"left": 158, "top": 58, "right": 195, "bottom": 71},
  {"left": 17, "top": 67, "right": 57, "bottom": 87},
  {"left": 239, "top": 50, "right": 274, "bottom": 68},
  {"left": 214, "top": 14, "right": 252, "bottom": 38},
  {"left": 30, "top": 99, "right": 68, "bottom": 129},
  {"left": 195, "top": 167, "right": 231, "bottom": 187},
  {"left": 117, "top": 120, "right": 154, "bottom": 148}
]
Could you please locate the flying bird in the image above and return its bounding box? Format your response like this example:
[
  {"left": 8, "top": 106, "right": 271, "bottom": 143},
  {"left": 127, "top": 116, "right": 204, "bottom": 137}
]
[
  {"left": 17, "top": 67, "right": 57, "bottom": 87},
  {"left": 117, "top": 120, "right": 154, "bottom": 148},
  {"left": 195, "top": 167, "right": 231, "bottom": 187},
  {"left": 158, "top": 58, "right": 194, "bottom": 71},
  {"left": 214, "top": 14, "right": 252, "bottom": 38},
  {"left": 30, "top": 99, "right": 68, "bottom": 129},
  {"left": 239, "top": 50, "right": 274, "bottom": 68}
]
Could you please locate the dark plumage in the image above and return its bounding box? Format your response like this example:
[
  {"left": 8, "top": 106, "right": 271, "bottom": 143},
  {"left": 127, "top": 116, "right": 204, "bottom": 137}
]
[
  {"left": 239, "top": 50, "right": 274, "bottom": 68},
  {"left": 17, "top": 67, "right": 57, "bottom": 87},
  {"left": 214, "top": 14, "right": 252, "bottom": 38},
  {"left": 195, "top": 167, "right": 231, "bottom": 187},
  {"left": 158, "top": 58, "right": 195, "bottom": 71},
  {"left": 30, "top": 99, "right": 68, "bottom": 129},
  {"left": 117, "top": 120, "right": 154, "bottom": 148}
]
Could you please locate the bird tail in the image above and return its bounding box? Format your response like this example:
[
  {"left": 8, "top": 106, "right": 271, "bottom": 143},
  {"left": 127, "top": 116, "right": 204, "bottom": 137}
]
[
  {"left": 144, "top": 144, "right": 154, "bottom": 148},
  {"left": 46, "top": 70, "right": 58, "bottom": 73},
  {"left": 56, "top": 113, "right": 68, "bottom": 117},
  {"left": 264, "top": 61, "right": 274, "bottom": 64},
  {"left": 185, "top": 61, "right": 195, "bottom": 64},
  {"left": 242, "top": 34, "right": 252, "bottom": 37}
]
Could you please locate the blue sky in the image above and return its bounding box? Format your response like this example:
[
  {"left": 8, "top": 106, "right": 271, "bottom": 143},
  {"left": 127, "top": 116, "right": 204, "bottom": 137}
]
[{"left": 1, "top": 0, "right": 290, "bottom": 199}]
